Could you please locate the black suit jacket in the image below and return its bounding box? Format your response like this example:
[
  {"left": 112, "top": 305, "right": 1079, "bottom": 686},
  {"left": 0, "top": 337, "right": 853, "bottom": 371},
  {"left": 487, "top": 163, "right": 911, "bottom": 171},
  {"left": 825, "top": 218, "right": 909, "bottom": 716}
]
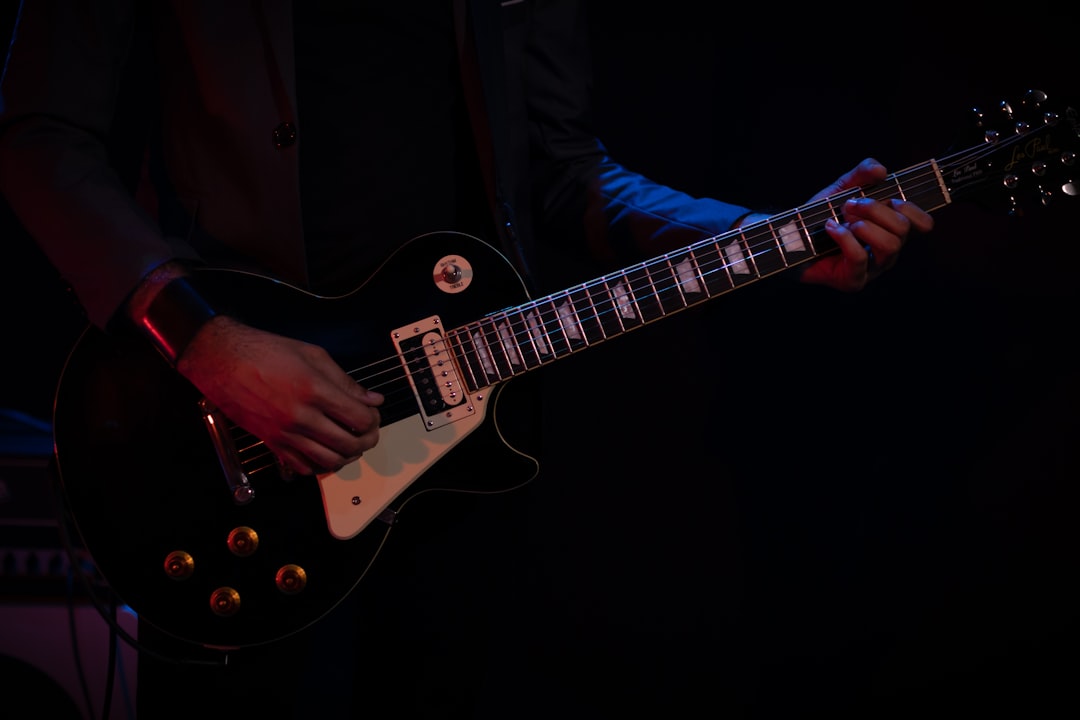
[{"left": 0, "top": 0, "right": 750, "bottom": 329}]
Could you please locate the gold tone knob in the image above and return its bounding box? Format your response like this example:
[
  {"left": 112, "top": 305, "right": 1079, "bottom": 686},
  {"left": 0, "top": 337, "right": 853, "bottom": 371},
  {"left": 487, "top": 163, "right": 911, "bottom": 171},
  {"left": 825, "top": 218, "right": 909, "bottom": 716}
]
[
  {"left": 275, "top": 564, "right": 307, "bottom": 595},
  {"left": 227, "top": 526, "right": 259, "bottom": 557},
  {"left": 209, "top": 587, "right": 241, "bottom": 617},
  {"left": 163, "top": 551, "right": 194, "bottom": 581}
]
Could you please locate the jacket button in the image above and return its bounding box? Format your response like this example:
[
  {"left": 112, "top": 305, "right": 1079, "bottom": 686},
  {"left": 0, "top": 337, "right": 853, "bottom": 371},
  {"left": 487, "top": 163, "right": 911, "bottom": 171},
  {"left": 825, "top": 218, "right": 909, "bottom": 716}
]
[{"left": 272, "top": 122, "right": 297, "bottom": 148}]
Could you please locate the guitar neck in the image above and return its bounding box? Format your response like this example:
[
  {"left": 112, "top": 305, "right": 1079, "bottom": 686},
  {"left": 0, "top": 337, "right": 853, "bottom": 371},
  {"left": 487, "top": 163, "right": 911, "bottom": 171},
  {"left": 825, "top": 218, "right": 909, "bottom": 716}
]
[
  {"left": 448, "top": 85, "right": 1080, "bottom": 392},
  {"left": 446, "top": 159, "right": 951, "bottom": 392}
]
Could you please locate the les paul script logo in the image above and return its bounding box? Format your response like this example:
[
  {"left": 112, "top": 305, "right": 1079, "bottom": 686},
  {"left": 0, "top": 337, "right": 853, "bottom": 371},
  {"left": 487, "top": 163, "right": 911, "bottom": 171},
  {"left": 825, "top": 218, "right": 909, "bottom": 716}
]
[{"left": 1004, "top": 136, "right": 1060, "bottom": 172}]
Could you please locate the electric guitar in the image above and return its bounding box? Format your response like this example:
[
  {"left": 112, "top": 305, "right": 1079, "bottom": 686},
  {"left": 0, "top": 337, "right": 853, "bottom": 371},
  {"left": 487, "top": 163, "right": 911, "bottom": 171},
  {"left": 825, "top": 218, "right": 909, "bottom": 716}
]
[{"left": 53, "top": 90, "right": 1078, "bottom": 649}]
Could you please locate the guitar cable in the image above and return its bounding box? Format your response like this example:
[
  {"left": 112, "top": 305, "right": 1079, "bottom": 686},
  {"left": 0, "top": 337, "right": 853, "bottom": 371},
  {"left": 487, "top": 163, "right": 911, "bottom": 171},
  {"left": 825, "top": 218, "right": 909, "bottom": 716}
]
[
  {"left": 47, "top": 458, "right": 228, "bottom": 678},
  {"left": 60, "top": 559, "right": 100, "bottom": 720}
]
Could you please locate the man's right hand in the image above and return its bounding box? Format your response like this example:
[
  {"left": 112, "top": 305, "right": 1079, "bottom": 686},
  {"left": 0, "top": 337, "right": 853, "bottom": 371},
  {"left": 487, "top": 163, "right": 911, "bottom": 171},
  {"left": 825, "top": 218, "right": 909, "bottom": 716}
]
[{"left": 177, "top": 315, "right": 384, "bottom": 476}]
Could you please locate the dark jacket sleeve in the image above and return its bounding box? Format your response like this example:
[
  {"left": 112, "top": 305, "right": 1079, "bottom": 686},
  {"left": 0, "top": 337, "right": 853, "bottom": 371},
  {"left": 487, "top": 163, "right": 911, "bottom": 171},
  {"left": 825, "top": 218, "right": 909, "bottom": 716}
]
[
  {"left": 0, "top": 0, "right": 197, "bottom": 330},
  {"left": 522, "top": 0, "right": 751, "bottom": 268}
]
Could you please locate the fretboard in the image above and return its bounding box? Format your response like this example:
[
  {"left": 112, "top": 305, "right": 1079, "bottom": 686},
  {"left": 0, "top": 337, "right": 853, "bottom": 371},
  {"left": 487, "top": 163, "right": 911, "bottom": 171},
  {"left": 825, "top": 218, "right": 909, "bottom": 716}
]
[{"left": 447, "top": 159, "right": 952, "bottom": 392}]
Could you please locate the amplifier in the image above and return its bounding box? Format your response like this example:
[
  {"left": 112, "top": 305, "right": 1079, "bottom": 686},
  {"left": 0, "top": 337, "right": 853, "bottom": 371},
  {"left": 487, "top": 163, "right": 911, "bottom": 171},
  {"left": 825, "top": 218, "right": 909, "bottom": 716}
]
[
  {"left": 0, "top": 452, "right": 74, "bottom": 600},
  {"left": 0, "top": 422, "right": 139, "bottom": 720}
]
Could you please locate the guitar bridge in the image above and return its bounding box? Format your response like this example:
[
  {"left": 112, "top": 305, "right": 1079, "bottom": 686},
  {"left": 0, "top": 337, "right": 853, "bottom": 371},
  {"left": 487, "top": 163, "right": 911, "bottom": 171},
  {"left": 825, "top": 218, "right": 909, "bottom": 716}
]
[{"left": 392, "top": 316, "right": 475, "bottom": 430}]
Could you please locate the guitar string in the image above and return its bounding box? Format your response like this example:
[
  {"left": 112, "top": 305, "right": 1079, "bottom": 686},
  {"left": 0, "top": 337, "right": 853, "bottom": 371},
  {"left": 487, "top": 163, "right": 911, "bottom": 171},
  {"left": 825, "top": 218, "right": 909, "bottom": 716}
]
[
  {"left": 235, "top": 127, "right": 1029, "bottom": 472},
  {"left": 234, "top": 135, "right": 1000, "bottom": 472},
  {"left": 236, "top": 111, "right": 1065, "bottom": 473},
  {"left": 237, "top": 166, "right": 950, "bottom": 475},
  {"left": 446, "top": 117, "right": 1066, "bottom": 385},
  {"left": 439, "top": 161, "right": 949, "bottom": 380}
]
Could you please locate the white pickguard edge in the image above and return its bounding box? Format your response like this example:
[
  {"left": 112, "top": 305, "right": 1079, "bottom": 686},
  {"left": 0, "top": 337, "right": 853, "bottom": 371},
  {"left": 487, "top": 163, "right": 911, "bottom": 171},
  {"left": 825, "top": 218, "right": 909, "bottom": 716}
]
[{"left": 316, "top": 400, "right": 489, "bottom": 539}]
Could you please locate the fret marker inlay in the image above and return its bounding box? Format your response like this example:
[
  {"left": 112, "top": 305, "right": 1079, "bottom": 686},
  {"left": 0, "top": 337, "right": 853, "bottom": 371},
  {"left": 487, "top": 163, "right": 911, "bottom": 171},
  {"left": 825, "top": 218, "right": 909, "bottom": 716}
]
[
  {"left": 675, "top": 258, "right": 702, "bottom": 295},
  {"left": 777, "top": 219, "right": 807, "bottom": 253},
  {"left": 497, "top": 320, "right": 521, "bottom": 367},
  {"left": 723, "top": 240, "right": 750, "bottom": 275},
  {"left": 612, "top": 281, "right": 635, "bottom": 319},
  {"left": 470, "top": 329, "right": 495, "bottom": 376},
  {"left": 525, "top": 310, "right": 550, "bottom": 356},
  {"left": 556, "top": 300, "right": 583, "bottom": 341}
]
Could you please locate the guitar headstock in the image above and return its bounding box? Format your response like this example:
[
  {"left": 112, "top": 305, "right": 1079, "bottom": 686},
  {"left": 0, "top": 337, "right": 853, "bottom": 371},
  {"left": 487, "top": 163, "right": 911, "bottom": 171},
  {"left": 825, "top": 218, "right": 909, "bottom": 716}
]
[{"left": 943, "top": 89, "right": 1078, "bottom": 216}]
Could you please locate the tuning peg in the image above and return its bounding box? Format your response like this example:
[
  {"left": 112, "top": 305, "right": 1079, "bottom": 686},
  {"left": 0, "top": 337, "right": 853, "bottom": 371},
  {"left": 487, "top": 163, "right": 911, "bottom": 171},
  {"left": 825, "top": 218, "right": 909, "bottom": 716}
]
[
  {"left": 970, "top": 105, "right": 987, "bottom": 128},
  {"left": 1016, "top": 90, "right": 1049, "bottom": 125},
  {"left": 1060, "top": 151, "right": 1077, "bottom": 197},
  {"left": 1037, "top": 185, "right": 1053, "bottom": 206},
  {"left": 1022, "top": 89, "right": 1049, "bottom": 107},
  {"left": 1007, "top": 195, "right": 1023, "bottom": 217}
]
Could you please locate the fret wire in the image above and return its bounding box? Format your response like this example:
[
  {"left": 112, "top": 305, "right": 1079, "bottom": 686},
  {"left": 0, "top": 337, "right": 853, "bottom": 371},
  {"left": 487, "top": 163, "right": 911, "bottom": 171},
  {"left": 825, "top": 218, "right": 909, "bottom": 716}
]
[
  {"left": 608, "top": 274, "right": 635, "bottom": 329},
  {"left": 608, "top": 269, "right": 636, "bottom": 327},
  {"left": 766, "top": 219, "right": 788, "bottom": 269},
  {"left": 721, "top": 231, "right": 754, "bottom": 285},
  {"left": 539, "top": 298, "right": 561, "bottom": 359},
  {"left": 502, "top": 308, "right": 533, "bottom": 372},
  {"left": 487, "top": 313, "right": 515, "bottom": 379},
  {"left": 658, "top": 255, "right": 687, "bottom": 312},
  {"left": 568, "top": 284, "right": 603, "bottom": 344},
  {"left": 543, "top": 296, "right": 571, "bottom": 356},
  {"left": 626, "top": 266, "right": 657, "bottom": 323},
  {"left": 715, "top": 235, "right": 736, "bottom": 289},
  {"left": 446, "top": 159, "right": 964, "bottom": 386},
  {"left": 740, "top": 228, "right": 761, "bottom": 279},
  {"left": 891, "top": 173, "right": 907, "bottom": 201},
  {"left": 642, "top": 260, "right": 664, "bottom": 317},
  {"left": 471, "top": 319, "right": 502, "bottom": 383},
  {"left": 570, "top": 289, "right": 593, "bottom": 346},
  {"left": 501, "top": 310, "right": 527, "bottom": 375},
  {"left": 599, "top": 277, "right": 626, "bottom": 335},
  {"left": 795, "top": 208, "right": 815, "bottom": 255},
  {"left": 446, "top": 328, "right": 480, "bottom": 392},
  {"left": 684, "top": 247, "right": 708, "bottom": 299},
  {"left": 554, "top": 290, "right": 586, "bottom": 348},
  {"left": 519, "top": 303, "right": 546, "bottom": 368},
  {"left": 675, "top": 254, "right": 695, "bottom": 306},
  {"left": 581, "top": 280, "right": 609, "bottom": 341}
]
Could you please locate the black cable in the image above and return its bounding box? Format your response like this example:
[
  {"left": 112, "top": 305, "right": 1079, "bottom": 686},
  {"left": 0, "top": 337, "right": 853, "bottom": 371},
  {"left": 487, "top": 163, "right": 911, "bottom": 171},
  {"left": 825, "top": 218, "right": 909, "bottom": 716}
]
[
  {"left": 100, "top": 596, "right": 118, "bottom": 720},
  {"left": 48, "top": 459, "right": 226, "bottom": 671},
  {"left": 63, "top": 565, "right": 96, "bottom": 720}
]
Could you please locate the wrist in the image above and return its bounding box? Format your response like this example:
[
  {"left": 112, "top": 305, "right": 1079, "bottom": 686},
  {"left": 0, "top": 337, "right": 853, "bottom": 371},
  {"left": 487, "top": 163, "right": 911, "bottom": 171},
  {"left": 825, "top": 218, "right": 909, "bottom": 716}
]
[{"left": 134, "top": 271, "right": 218, "bottom": 366}]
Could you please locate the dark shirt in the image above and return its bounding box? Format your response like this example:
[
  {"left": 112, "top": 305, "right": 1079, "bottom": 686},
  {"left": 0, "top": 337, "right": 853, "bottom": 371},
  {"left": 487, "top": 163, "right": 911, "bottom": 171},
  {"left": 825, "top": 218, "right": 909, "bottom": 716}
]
[{"left": 293, "top": 0, "right": 489, "bottom": 295}]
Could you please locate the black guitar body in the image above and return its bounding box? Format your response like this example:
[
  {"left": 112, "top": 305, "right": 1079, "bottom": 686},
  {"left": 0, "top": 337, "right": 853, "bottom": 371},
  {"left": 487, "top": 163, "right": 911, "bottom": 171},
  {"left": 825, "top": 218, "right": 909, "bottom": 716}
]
[
  {"left": 50, "top": 90, "right": 1079, "bottom": 649},
  {"left": 53, "top": 231, "right": 537, "bottom": 649}
]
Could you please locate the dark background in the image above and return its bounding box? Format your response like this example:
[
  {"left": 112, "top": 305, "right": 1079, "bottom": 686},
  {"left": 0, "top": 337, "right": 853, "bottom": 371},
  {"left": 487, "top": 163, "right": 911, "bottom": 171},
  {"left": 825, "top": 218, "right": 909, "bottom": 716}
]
[
  {"left": 529, "top": 3, "right": 1079, "bottom": 717},
  {"left": 2, "top": 2, "right": 1077, "bottom": 717}
]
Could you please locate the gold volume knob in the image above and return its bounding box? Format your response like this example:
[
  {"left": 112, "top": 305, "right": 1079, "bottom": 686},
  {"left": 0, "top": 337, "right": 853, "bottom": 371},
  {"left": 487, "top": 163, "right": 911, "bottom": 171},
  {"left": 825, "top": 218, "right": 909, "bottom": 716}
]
[
  {"left": 163, "top": 551, "right": 194, "bottom": 581},
  {"left": 227, "top": 526, "right": 259, "bottom": 557},
  {"left": 209, "top": 587, "right": 241, "bottom": 617},
  {"left": 275, "top": 564, "right": 307, "bottom": 595}
]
